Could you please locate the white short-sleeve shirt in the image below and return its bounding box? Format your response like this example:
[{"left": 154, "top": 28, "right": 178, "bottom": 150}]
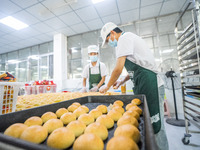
[
  {"left": 116, "top": 32, "right": 164, "bottom": 86},
  {"left": 82, "top": 61, "right": 108, "bottom": 80},
  {"left": 116, "top": 32, "right": 158, "bottom": 73}
]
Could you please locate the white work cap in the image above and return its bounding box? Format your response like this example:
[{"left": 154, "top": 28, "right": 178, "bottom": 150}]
[
  {"left": 101, "top": 22, "right": 117, "bottom": 48},
  {"left": 88, "top": 45, "right": 99, "bottom": 54}
]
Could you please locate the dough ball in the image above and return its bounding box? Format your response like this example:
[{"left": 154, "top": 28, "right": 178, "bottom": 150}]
[
  {"left": 41, "top": 112, "right": 57, "bottom": 123},
  {"left": 113, "top": 100, "right": 124, "bottom": 107},
  {"left": 47, "top": 127, "right": 75, "bottom": 149},
  {"left": 72, "top": 102, "right": 81, "bottom": 107},
  {"left": 20, "top": 125, "right": 48, "bottom": 144},
  {"left": 84, "top": 122, "right": 108, "bottom": 140},
  {"left": 96, "top": 115, "right": 114, "bottom": 129},
  {"left": 60, "top": 112, "right": 76, "bottom": 125},
  {"left": 131, "top": 98, "right": 141, "bottom": 105},
  {"left": 43, "top": 119, "right": 63, "bottom": 134},
  {"left": 114, "top": 124, "right": 140, "bottom": 143},
  {"left": 128, "top": 106, "right": 142, "bottom": 115},
  {"left": 68, "top": 104, "right": 79, "bottom": 112},
  {"left": 67, "top": 120, "right": 86, "bottom": 137},
  {"left": 123, "top": 110, "right": 140, "bottom": 120},
  {"left": 96, "top": 105, "right": 107, "bottom": 114},
  {"left": 4, "top": 123, "right": 28, "bottom": 138},
  {"left": 107, "top": 109, "right": 122, "bottom": 121},
  {"left": 112, "top": 106, "right": 124, "bottom": 114},
  {"left": 106, "top": 136, "right": 139, "bottom": 150},
  {"left": 79, "top": 105, "right": 89, "bottom": 113},
  {"left": 24, "top": 116, "right": 43, "bottom": 126},
  {"left": 73, "top": 107, "right": 87, "bottom": 118},
  {"left": 125, "top": 103, "right": 137, "bottom": 111},
  {"left": 78, "top": 114, "right": 94, "bottom": 126},
  {"left": 117, "top": 115, "right": 139, "bottom": 127},
  {"left": 89, "top": 109, "right": 102, "bottom": 119},
  {"left": 56, "top": 108, "right": 68, "bottom": 118},
  {"left": 73, "top": 133, "right": 104, "bottom": 150}
]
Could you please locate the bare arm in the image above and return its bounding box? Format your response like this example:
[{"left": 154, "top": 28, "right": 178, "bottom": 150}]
[
  {"left": 107, "top": 56, "right": 126, "bottom": 88},
  {"left": 83, "top": 78, "right": 86, "bottom": 87},
  {"left": 122, "top": 74, "right": 130, "bottom": 84},
  {"left": 97, "top": 76, "right": 106, "bottom": 88}
]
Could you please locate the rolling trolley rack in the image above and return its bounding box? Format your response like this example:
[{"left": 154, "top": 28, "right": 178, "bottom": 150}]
[{"left": 175, "top": 0, "right": 200, "bottom": 145}]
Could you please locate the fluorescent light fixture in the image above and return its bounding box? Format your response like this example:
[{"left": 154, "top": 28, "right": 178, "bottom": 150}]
[
  {"left": 71, "top": 47, "right": 79, "bottom": 53},
  {"left": 162, "top": 49, "right": 174, "bottom": 54},
  {"left": 72, "top": 49, "right": 78, "bottom": 53},
  {"left": 77, "top": 67, "right": 82, "bottom": 71},
  {"left": 15, "top": 68, "right": 26, "bottom": 71},
  {"left": 7, "top": 59, "right": 20, "bottom": 64},
  {"left": 87, "top": 60, "right": 91, "bottom": 62},
  {"left": 92, "top": 0, "right": 105, "bottom": 4},
  {"left": 40, "top": 66, "right": 48, "bottom": 69},
  {"left": 0, "top": 16, "right": 29, "bottom": 30},
  {"left": 155, "top": 59, "right": 160, "bottom": 61}
]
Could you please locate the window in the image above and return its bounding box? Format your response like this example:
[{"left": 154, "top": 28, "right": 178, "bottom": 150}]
[
  {"left": 18, "top": 61, "right": 27, "bottom": 82},
  {"left": 0, "top": 41, "right": 53, "bottom": 82},
  {"left": 40, "top": 56, "right": 48, "bottom": 80},
  {"left": 40, "top": 43, "right": 49, "bottom": 54}
]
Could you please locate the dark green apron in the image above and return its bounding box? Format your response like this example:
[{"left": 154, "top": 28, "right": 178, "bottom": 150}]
[
  {"left": 125, "top": 59, "right": 161, "bottom": 134},
  {"left": 89, "top": 64, "right": 104, "bottom": 90}
]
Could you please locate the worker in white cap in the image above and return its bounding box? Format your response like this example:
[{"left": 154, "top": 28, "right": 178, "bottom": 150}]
[
  {"left": 80, "top": 45, "right": 108, "bottom": 92},
  {"left": 99, "top": 22, "right": 168, "bottom": 150}
]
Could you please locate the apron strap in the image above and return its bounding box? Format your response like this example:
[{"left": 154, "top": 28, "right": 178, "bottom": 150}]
[{"left": 99, "top": 63, "right": 101, "bottom": 75}]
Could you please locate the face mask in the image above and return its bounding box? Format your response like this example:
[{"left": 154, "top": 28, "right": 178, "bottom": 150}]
[
  {"left": 89, "top": 55, "right": 98, "bottom": 62},
  {"left": 108, "top": 37, "right": 118, "bottom": 47}
]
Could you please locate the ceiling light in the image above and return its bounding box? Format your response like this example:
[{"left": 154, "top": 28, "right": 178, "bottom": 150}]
[
  {"left": 72, "top": 49, "right": 78, "bottom": 53},
  {"left": 92, "top": 0, "right": 105, "bottom": 4},
  {"left": 7, "top": 59, "right": 20, "bottom": 64},
  {"left": 162, "top": 49, "right": 174, "bottom": 54},
  {"left": 77, "top": 67, "right": 82, "bottom": 71},
  {"left": 40, "top": 66, "right": 48, "bottom": 69},
  {"left": 71, "top": 47, "right": 80, "bottom": 53},
  {"left": 87, "top": 60, "right": 91, "bottom": 62},
  {"left": 155, "top": 59, "right": 160, "bottom": 61},
  {"left": 0, "top": 16, "right": 29, "bottom": 30}
]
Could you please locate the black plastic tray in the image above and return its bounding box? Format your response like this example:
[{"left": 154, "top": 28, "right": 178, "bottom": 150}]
[{"left": 0, "top": 95, "right": 158, "bottom": 150}]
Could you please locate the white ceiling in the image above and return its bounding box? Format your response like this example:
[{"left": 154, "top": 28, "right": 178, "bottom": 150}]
[{"left": 0, "top": 0, "right": 189, "bottom": 54}]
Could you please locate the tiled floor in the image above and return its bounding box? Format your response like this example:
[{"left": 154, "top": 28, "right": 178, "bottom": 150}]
[{"left": 164, "top": 116, "right": 200, "bottom": 150}]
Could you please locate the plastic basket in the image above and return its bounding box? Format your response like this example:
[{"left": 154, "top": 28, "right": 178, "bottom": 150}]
[
  {"left": 0, "top": 82, "right": 24, "bottom": 115},
  {"left": 25, "top": 85, "right": 57, "bottom": 95}
]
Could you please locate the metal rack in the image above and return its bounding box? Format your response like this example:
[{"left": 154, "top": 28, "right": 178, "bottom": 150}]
[{"left": 175, "top": 0, "right": 200, "bottom": 145}]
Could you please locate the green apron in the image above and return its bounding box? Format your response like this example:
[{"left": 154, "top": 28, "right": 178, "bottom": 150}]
[
  {"left": 89, "top": 64, "right": 104, "bottom": 90},
  {"left": 125, "top": 59, "right": 161, "bottom": 134}
]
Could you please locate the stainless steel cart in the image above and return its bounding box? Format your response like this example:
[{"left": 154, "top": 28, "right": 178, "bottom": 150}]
[{"left": 175, "top": 0, "right": 200, "bottom": 145}]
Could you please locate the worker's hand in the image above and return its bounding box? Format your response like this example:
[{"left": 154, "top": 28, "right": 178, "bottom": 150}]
[
  {"left": 113, "top": 80, "right": 122, "bottom": 89},
  {"left": 80, "top": 87, "right": 87, "bottom": 93},
  {"left": 99, "top": 85, "right": 109, "bottom": 93},
  {"left": 89, "top": 86, "right": 98, "bottom": 92}
]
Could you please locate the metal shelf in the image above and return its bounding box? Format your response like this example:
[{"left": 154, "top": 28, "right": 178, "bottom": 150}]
[
  {"left": 180, "top": 59, "right": 198, "bottom": 67},
  {"left": 177, "top": 23, "right": 193, "bottom": 40},
  {"left": 178, "top": 35, "right": 196, "bottom": 51},
  {"left": 175, "top": 0, "right": 200, "bottom": 144},
  {"left": 183, "top": 64, "right": 198, "bottom": 71},
  {"left": 183, "top": 74, "right": 200, "bottom": 78},
  {"left": 178, "top": 42, "right": 196, "bottom": 55},
  {"left": 177, "top": 27, "right": 197, "bottom": 46}
]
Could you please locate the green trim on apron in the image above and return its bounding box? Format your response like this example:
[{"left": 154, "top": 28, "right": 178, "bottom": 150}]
[
  {"left": 125, "top": 59, "right": 161, "bottom": 134},
  {"left": 89, "top": 64, "right": 105, "bottom": 90}
]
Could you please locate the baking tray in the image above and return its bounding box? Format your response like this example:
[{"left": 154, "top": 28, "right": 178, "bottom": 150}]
[{"left": 0, "top": 94, "right": 158, "bottom": 150}]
